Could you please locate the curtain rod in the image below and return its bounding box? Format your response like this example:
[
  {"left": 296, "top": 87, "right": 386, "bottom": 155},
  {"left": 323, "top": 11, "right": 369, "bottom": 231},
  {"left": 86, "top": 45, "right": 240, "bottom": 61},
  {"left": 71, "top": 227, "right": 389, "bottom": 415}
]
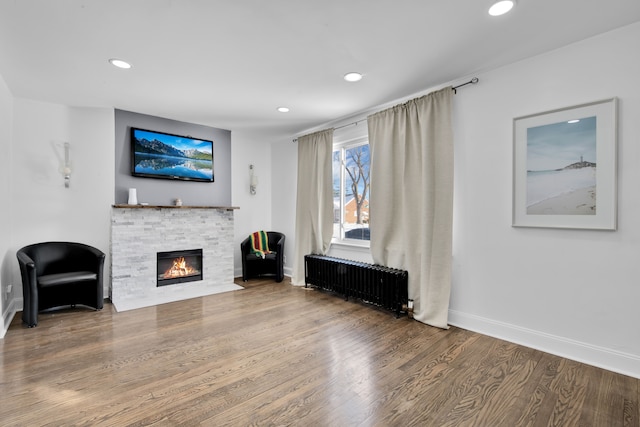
[
  {"left": 452, "top": 77, "right": 479, "bottom": 94},
  {"left": 293, "top": 77, "right": 479, "bottom": 142}
]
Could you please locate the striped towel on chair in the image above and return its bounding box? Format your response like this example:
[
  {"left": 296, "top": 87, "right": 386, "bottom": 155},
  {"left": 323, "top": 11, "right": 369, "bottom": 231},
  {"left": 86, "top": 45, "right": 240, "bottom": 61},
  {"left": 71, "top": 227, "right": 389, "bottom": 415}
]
[{"left": 250, "top": 231, "right": 271, "bottom": 259}]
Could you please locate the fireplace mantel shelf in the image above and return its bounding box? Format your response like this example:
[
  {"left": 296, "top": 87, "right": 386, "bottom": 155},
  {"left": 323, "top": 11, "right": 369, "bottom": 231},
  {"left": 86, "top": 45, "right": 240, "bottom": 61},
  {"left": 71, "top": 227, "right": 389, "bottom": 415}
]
[{"left": 113, "top": 204, "right": 239, "bottom": 210}]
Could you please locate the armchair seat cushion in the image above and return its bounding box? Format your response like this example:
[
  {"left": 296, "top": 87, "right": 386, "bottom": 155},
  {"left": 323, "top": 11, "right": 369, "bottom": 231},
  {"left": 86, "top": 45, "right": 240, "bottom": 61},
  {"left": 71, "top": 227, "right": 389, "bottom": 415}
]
[
  {"left": 38, "top": 271, "right": 98, "bottom": 287},
  {"left": 245, "top": 252, "right": 277, "bottom": 261}
]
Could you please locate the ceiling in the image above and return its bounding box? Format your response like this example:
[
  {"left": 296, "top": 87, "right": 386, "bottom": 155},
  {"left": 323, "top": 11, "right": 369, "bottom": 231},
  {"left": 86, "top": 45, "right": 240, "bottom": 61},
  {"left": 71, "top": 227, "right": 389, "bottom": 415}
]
[{"left": 1, "top": 1, "right": 639, "bottom": 139}]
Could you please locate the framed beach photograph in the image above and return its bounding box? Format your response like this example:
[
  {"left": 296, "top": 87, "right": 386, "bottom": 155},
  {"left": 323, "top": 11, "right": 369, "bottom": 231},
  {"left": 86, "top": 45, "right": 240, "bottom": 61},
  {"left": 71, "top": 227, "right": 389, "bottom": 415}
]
[{"left": 512, "top": 98, "right": 617, "bottom": 230}]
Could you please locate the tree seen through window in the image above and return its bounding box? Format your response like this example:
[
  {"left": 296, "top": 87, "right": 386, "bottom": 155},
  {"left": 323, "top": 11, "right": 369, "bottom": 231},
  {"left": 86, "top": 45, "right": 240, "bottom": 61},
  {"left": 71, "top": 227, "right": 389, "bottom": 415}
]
[{"left": 333, "top": 142, "right": 370, "bottom": 242}]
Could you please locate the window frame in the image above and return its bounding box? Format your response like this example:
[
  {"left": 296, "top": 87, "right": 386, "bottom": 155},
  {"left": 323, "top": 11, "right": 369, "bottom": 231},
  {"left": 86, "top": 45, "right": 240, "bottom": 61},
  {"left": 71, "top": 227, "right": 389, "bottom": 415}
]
[{"left": 332, "top": 135, "right": 370, "bottom": 248}]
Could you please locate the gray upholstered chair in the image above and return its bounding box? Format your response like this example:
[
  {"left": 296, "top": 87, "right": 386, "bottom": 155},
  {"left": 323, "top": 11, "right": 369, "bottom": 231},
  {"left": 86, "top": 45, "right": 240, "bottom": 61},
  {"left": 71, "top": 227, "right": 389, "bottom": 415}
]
[{"left": 17, "top": 241, "right": 105, "bottom": 327}]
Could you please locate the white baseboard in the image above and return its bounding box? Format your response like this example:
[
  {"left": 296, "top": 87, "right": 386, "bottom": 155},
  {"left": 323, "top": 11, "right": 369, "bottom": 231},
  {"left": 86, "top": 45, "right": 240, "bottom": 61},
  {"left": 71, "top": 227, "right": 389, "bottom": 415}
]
[
  {"left": 1, "top": 297, "right": 21, "bottom": 339},
  {"left": 448, "top": 309, "right": 640, "bottom": 379}
]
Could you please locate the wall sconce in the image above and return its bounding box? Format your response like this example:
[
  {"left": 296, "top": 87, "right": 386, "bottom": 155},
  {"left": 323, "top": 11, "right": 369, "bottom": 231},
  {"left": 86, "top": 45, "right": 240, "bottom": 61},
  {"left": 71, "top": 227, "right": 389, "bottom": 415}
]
[
  {"left": 62, "top": 142, "right": 72, "bottom": 188},
  {"left": 249, "top": 164, "right": 258, "bottom": 195}
]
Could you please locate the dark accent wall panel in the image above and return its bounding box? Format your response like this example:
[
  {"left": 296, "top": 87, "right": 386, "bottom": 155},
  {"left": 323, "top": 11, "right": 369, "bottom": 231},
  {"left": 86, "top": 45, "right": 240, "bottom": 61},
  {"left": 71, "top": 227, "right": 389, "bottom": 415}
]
[{"left": 114, "top": 109, "right": 231, "bottom": 206}]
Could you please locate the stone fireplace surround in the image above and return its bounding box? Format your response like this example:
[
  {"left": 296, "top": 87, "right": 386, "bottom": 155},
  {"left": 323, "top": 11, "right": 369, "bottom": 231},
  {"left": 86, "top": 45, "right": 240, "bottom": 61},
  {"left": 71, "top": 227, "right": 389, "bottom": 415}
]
[{"left": 111, "top": 205, "right": 241, "bottom": 312}]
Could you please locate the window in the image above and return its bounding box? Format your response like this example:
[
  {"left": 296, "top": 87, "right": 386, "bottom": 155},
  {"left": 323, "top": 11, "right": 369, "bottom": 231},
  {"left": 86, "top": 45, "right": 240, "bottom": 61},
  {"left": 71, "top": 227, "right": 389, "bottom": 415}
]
[{"left": 333, "top": 137, "right": 370, "bottom": 245}]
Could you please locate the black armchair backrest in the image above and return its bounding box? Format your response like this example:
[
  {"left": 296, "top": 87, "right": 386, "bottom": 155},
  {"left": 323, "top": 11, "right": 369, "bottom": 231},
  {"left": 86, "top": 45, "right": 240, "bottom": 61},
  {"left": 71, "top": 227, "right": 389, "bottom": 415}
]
[
  {"left": 241, "top": 231, "right": 285, "bottom": 254},
  {"left": 18, "top": 242, "right": 104, "bottom": 276},
  {"left": 265, "top": 232, "right": 285, "bottom": 251}
]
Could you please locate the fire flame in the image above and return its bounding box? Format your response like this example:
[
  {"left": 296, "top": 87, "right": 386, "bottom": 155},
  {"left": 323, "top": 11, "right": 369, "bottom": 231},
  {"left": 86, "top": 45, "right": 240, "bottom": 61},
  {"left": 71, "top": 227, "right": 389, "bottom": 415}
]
[{"left": 164, "top": 257, "right": 198, "bottom": 278}]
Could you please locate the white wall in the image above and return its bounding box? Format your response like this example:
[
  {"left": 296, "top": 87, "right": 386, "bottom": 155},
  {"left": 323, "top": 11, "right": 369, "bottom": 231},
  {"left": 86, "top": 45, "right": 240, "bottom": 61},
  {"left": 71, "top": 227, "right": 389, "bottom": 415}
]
[
  {"left": 0, "top": 74, "right": 14, "bottom": 337},
  {"left": 271, "top": 22, "right": 640, "bottom": 377},
  {"left": 10, "top": 100, "right": 114, "bottom": 305},
  {"left": 449, "top": 22, "right": 640, "bottom": 377},
  {"left": 232, "top": 130, "right": 274, "bottom": 277}
]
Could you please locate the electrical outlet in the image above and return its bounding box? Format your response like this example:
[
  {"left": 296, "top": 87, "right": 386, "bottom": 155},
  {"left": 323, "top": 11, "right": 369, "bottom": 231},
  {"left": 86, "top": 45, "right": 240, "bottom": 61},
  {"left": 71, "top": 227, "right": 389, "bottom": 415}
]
[
  {"left": 284, "top": 255, "right": 287, "bottom": 264},
  {"left": 6, "top": 284, "right": 12, "bottom": 294}
]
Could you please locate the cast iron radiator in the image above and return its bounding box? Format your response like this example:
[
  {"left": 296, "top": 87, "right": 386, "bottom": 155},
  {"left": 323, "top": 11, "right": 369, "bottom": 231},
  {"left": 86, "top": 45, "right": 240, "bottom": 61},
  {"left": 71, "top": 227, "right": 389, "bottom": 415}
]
[{"left": 304, "top": 254, "right": 408, "bottom": 317}]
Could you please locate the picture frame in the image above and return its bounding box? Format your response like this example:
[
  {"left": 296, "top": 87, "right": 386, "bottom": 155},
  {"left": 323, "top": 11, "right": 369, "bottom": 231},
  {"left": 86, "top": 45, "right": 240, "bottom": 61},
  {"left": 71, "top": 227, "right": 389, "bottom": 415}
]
[{"left": 512, "top": 98, "right": 617, "bottom": 230}]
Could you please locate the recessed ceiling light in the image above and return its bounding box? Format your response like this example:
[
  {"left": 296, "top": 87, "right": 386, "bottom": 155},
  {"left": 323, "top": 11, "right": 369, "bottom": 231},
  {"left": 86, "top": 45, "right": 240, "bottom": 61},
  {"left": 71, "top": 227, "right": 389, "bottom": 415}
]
[
  {"left": 277, "top": 107, "right": 290, "bottom": 113},
  {"left": 568, "top": 119, "right": 580, "bottom": 124},
  {"left": 488, "top": 0, "right": 515, "bottom": 16},
  {"left": 344, "top": 72, "right": 363, "bottom": 82},
  {"left": 109, "top": 58, "right": 132, "bottom": 69}
]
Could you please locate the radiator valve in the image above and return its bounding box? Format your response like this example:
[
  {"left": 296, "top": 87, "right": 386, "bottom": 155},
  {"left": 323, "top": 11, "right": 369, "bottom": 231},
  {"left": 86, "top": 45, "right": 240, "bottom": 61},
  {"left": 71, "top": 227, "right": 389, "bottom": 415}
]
[{"left": 403, "top": 299, "right": 414, "bottom": 319}]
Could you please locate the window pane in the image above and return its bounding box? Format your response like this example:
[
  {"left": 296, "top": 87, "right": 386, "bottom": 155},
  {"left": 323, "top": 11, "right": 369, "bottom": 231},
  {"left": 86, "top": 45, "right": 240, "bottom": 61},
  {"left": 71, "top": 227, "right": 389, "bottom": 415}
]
[
  {"left": 332, "top": 150, "right": 341, "bottom": 238},
  {"left": 343, "top": 145, "right": 370, "bottom": 241}
]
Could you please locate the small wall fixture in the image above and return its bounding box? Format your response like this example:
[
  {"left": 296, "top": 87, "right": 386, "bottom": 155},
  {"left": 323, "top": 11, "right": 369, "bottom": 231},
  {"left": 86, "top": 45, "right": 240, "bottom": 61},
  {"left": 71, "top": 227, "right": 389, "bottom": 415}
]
[
  {"left": 62, "top": 142, "right": 72, "bottom": 188},
  {"left": 489, "top": 0, "right": 515, "bottom": 16},
  {"left": 249, "top": 164, "right": 258, "bottom": 195}
]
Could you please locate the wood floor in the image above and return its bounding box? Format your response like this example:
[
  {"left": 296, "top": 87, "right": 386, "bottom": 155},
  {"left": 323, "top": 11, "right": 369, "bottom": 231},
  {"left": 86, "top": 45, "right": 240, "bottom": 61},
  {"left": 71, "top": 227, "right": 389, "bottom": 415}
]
[{"left": 1, "top": 278, "right": 638, "bottom": 426}]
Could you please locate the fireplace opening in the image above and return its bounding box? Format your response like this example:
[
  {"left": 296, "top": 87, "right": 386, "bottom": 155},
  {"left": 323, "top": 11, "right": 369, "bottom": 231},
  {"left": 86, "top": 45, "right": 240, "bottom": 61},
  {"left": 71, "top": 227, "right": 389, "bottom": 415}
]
[{"left": 157, "top": 249, "right": 203, "bottom": 287}]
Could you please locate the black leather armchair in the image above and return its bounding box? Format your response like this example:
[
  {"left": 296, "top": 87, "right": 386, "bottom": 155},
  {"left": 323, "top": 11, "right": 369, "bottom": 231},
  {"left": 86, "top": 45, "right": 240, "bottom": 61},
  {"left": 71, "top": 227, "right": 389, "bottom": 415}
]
[
  {"left": 17, "top": 241, "right": 105, "bottom": 327},
  {"left": 241, "top": 231, "right": 285, "bottom": 282}
]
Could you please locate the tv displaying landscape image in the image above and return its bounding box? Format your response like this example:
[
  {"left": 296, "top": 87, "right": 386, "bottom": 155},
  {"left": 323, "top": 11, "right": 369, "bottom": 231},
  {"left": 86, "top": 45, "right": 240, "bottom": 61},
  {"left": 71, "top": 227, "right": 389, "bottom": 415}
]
[{"left": 131, "top": 128, "right": 214, "bottom": 182}]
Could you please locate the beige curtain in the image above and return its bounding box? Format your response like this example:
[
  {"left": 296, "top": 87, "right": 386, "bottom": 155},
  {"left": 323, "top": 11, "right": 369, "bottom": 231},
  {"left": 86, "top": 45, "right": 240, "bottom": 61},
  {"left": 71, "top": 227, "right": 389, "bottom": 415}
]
[
  {"left": 367, "top": 87, "right": 453, "bottom": 328},
  {"left": 292, "top": 128, "right": 334, "bottom": 286}
]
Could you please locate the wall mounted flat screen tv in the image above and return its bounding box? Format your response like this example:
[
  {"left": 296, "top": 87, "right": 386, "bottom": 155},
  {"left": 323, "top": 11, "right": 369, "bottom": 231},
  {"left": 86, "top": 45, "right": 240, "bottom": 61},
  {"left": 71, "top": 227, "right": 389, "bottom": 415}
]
[{"left": 131, "top": 128, "right": 214, "bottom": 182}]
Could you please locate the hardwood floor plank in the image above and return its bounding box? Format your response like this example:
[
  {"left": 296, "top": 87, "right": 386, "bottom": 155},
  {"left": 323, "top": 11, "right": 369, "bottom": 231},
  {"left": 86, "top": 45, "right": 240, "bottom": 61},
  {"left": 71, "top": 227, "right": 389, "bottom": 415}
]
[
  {"left": 511, "top": 352, "right": 562, "bottom": 427},
  {"left": 625, "top": 396, "right": 640, "bottom": 427},
  {"left": 1, "top": 278, "right": 638, "bottom": 426},
  {"left": 547, "top": 359, "right": 590, "bottom": 426},
  {"left": 360, "top": 333, "right": 497, "bottom": 426},
  {"left": 594, "top": 367, "right": 640, "bottom": 427},
  {"left": 470, "top": 347, "right": 543, "bottom": 426}
]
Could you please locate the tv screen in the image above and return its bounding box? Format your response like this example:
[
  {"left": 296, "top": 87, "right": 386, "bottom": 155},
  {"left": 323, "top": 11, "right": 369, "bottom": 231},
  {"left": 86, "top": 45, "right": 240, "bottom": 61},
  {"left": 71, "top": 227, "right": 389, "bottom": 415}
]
[{"left": 131, "top": 127, "right": 214, "bottom": 182}]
